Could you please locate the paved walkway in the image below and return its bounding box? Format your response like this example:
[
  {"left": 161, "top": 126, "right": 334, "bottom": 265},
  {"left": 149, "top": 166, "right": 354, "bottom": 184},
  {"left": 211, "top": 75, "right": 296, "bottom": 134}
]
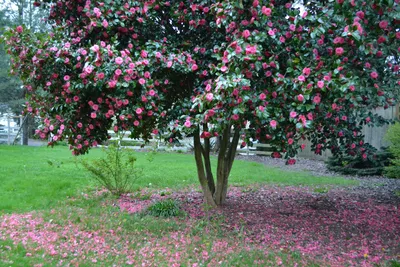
[{"left": 28, "top": 139, "right": 47, "bottom": 147}]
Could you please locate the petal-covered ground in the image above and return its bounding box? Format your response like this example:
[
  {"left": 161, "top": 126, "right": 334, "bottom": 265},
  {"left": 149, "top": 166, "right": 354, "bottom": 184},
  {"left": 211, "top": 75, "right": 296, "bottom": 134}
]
[
  {"left": 118, "top": 186, "right": 400, "bottom": 266},
  {"left": 1, "top": 185, "right": 399, "bottom": 266}
]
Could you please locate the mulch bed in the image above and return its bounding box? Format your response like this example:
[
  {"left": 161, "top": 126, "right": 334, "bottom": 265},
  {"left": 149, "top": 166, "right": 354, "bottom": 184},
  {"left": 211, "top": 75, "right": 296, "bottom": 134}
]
[{"left": 119, "top": 156, "right": 400, "bottom": 266}]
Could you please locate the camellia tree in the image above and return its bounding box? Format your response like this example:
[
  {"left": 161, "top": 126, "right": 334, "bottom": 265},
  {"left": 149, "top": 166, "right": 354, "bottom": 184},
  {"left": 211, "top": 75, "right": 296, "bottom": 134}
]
[{"left": 3, "top": 0, "right": 399, "bottom": 206}]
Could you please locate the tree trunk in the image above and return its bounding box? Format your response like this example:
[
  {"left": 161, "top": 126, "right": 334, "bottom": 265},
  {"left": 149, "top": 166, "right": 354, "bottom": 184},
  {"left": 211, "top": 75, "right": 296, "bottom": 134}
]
[
  {"left": 193, "top": 127, "right": 216, "bottom": 208},
  {"left": 193, "top": 124, "right": 241, "bottom": 207},
  {"left": 214, "top": 126, "right": 240, "bottom": 205},
  {"left": 22, "top": 116, "right": 29, "bottom": 145}
]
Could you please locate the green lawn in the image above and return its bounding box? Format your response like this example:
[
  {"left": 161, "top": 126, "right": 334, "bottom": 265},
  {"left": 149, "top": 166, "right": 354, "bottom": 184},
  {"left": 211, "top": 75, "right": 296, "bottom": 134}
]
[{"left": 0, "top": 145, "right": 357, "bottom": 214}]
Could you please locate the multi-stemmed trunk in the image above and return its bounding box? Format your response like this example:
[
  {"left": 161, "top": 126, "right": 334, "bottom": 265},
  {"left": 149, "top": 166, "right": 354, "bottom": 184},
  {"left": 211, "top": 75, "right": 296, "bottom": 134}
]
[{"left": 193, "top": 124, "right": 241, "bottom": 207}]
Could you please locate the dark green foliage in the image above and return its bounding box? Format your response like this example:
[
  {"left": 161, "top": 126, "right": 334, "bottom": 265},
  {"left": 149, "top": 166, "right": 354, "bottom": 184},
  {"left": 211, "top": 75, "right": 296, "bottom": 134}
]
[
  {"left": 326, "top": 147, "right": 392, "bottom": 176},
  {"left": 146, "top": 199, "right": 182, "bottom": 218},
  {"left": 81, "top": 144, "right": 140, "bottom": 195},
  {"left": 384, "top": 123, "right": 400, "bottom": 179}
]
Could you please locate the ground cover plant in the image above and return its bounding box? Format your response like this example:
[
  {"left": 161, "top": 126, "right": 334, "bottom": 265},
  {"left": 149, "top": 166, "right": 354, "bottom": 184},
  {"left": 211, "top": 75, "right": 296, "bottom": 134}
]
[
  {"left": 3, "top": 0, "right": 399, "bottom": 207},
  {"left": 1, "top": 146, "right": 400, "bottom": 266}
]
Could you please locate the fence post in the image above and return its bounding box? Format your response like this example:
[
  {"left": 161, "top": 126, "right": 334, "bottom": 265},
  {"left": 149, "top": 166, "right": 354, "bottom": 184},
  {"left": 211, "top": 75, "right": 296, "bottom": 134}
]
[
  {"left": 7, "top": 117, "right": 10, "bottom": 145},
  {"left": 20, "top": 116, "right": 23, "bottom": 145}
]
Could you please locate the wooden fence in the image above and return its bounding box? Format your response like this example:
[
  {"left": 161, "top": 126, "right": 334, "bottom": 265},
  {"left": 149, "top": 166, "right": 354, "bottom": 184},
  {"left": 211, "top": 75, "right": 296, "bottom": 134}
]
[
  {"left": 0, "top": 116, "right": 23, "bottom": 145},
  {"left": 104, "top": 130, "right": 273, "bottom": 156}
]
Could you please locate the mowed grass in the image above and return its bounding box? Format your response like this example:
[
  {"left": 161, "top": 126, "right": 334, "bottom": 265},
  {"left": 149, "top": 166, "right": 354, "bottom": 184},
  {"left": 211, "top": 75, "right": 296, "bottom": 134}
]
[
  {"left": 0, "top": 145, "right": 357, "bottom": 214},
  {"left": 0, "top": 145, "right": 357, "bottom": 213}
]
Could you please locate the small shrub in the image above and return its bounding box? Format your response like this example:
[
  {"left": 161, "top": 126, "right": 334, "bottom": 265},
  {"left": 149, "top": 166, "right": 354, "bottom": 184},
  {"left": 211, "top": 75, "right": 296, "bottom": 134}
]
[
  {"left": 384, "top": 123, "right": 400, "bottom": 178},
  {"left": 313, "top": 187, "right": 329, "bottom": 194},
  {"left": 81, "top": 144, "right": 140, "bottom": 195},
  {"left": 326, "top": 145, "right": 392, "bottom": 176},
  {"left": 146, "top": 199, "right": 181, "bottom": 217}
]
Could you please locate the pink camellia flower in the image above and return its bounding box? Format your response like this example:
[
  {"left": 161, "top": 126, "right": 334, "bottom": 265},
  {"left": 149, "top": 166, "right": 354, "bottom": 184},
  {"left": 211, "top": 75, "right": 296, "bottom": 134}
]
[
  {"left": 303, "top": 67, "right": 311, "bottom": 76},
  {"left": 115, "top": 57, "right": 123, "bottom": 65},
  {"left": 290, "top": 111, "right": 297, "bottom": 118},
  {"left": 203, "top": 131, "right": 211, "bottom": 138},
  {"left": 184, "top": 120, "right": 191, "bottom": 128},
  {"left": 268, "top": 29, "right": 275, "bottom": 36},
  {"left": 97, "top": 72, "right": 105, "bottom": 79},
  {"left": 192, "top": 64, "right": 198, "bottom": 71},
  {"left": 313, "top": 95, "right": 321, "bottom": 104},
  {"left": 90, "top": 45, "right": 100, "bottom": 52},
  {"left": 167, "top": 61, "right": 173, "bottom": 68},
  {"left": 136, "top": 108, "right": 142, "bottom": 114},
  {"left": 208, "top": 109, "right": 215, "bottom": 117},
  {"left": 149, "top": 89, "right": 155, "bottom": 96},
  {"left": 245, "top": 45, "right": 257, "bottom": 55},
  {"left": 102, "top": 19, "right": 108, "bottom": 28},
  {"left": 206, "top": 93, "right": 213, "bottom": 102},
  {"left": 297, "top": 94, "right": 304, "bottom": 102},
  {"left": 335, "top": 47, "right": 344, "bottom": 56},
  {"left": 270, "top": 120, "right": 277, "bottom": 128},
  {"left": 259, "top": 93, "right": 266, "bottom": 100},
  {"left": 16, "top": 25, "right": 23, "bottom": 33},
  {"left": 356, "top": 11, "right": 364, "bottom": 19},
  {"left": 141, "top": 50, "right": 148, "bottom": 58},
  {"left": 108, "top": 80, "right": 117, "bottom": 88},
  {"left": 91, "top": 112, "right": 96, "bottom": 119},
  {"left": 288, "top": 138, "right": 294, "bottom": 145},
  {"left": 262, "top": 6, "right": 272, "bottom": 16},
  {"left": 301, "top": 143, "right": 306, "bottom": 150},
  {"left": 370, "top": 71, "right": 378, "bottom": 79},
  {"left": 349, "top": 85, "right": 355, "bottom": 91},
  {"left": 379, "top": 20, "right": 388, "bottom": 29},
  {"left": 317, "top": 80, "right": 324, "bottom": 89},
  {"left": 298, "top": 75, "right": 305, "bottom": 82},
  {"left": 64, "top": 75, "right": 70, "bottom": 81},
  {"left": 115, "top": 69, "right": 122, "bottom": 76},
  {"left": 139, "top": 78, "right": 146, "bottom": 85},
  {"left": 272, "top": 151, "right": 281, "bottom": 158},
  {"left": 232, "top": 114, "right": 239, "bottom": 121},
  {"left": 221, "top": 65, "right": 228, "bottom": 72},
  {"left": 242, "top": 30, "right": 251, "bottom": 39},
  {"left": 133, "top": 120, "right": 140, "bottom": 126},
  {"left": 377, "top": 36, "right": 386, "bottom": 44},
  {"left": 287, "top": 158, "right": 296, "bottom": 165}
]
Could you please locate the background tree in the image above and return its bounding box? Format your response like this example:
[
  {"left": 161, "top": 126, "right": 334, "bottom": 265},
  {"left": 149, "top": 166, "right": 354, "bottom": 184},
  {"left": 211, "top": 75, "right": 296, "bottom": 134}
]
[
  {"left": 0, "top": 0, "right": 49, "bottom": 144},
  {"left": 3, "top": 0, "right": 399, "bottom": 206}
]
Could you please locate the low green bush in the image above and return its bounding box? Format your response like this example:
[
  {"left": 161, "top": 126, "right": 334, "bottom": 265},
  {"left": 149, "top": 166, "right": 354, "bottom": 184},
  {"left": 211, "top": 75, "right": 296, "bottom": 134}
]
[
  {"left": 146, "top": 199, "right": 182, "bottom": 217},
  {"left": 384, "top": 123, "right": 400, "bottom": 178},
  {"left": 326, "top": 146, "right": 391, "bottom": 176},
  {"left": 81, "top": 144, "right": 141, "bottom": 195}
]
